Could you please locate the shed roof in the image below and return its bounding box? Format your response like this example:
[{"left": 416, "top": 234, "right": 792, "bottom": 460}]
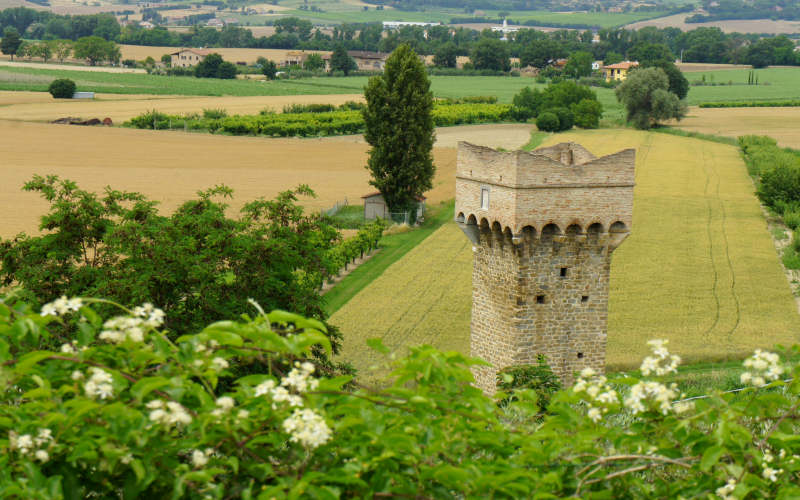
[
  {"left": 361, "top": 191, "right": 426, "bottom": 201},
  {"left": 602, "top": 61, "right": 639, "bottom": 70}
]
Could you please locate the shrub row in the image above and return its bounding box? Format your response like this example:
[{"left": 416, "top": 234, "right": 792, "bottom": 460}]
[
  {"left": 700, "top": 101, "right": 800, "bottom": 108},
  {"left": 324, "top": 219, "right": 386, "bottom": 282},
  {"left": 739, "top": 135, "right": 800, "bottom": 269},
  {"left": 126, "top": 103, "right": 514, "bottom": 137}
]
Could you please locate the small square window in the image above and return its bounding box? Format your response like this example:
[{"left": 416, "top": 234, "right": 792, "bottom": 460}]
[
  {"left": 577, "top": 352, "right": 584, "bottom": 359},
  {"left": 536, "top": 295, "right": 545, "bottom": 304},
  {"left": 581, "top": 295, "right": 589, "bottom": 303},
  {"left": 560, "top": 267, "right": 568, "bottom": 277},
  {"left": 480, "top": 188, "right": 489, "bottom": 210}
]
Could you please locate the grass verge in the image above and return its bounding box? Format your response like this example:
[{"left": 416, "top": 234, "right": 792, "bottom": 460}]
[{"left": 323, "top": 200, "right": 454, "bottom": 315}]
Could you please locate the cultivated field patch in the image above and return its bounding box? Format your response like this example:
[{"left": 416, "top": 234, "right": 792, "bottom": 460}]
[
  {"left": 331, "top": 130, "right": 799, "bottom": 373},
  {"left": 0, "top": 119, "right": 457, "bottom": 238},
  {"left": 625, "top": 12, "right": 800, "bottom": 34},
  {"left": 0, "top": 92, "right": 364, "bottom": 123},
  {"left": 119, "top": 46, "right": 331, "bottom": 66},
  {"left": 674, "top": 106, "right": 800, "bottom": 149}
]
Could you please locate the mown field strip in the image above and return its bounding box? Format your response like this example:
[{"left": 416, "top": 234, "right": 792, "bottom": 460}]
[
  {"left": 331, "top": 130, "right": 800, "bottom": 372},
  {"left": 674, "top": 106, "right": 800, "bottom": 149}
]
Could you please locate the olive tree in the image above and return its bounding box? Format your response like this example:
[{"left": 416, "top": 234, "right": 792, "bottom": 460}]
[{"left": 615, "top": 67, "right": 687, "bottom": 129}]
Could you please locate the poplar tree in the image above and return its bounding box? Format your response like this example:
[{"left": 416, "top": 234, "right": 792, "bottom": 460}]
[{"left": 363, "top": 44, "right": 434, "bottom": 219}]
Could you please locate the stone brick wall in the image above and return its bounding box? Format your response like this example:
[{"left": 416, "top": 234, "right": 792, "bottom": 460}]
[{"left": 456, "top": 141, "right": 635, "bottom": 394}]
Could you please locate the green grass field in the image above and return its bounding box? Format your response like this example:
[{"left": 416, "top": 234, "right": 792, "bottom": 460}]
[
  {"left": 330, "top": 129, "right": 800, "bottom": 375},
  {"left": 685, "top": 67, "right": 800, "bottom": 105}
]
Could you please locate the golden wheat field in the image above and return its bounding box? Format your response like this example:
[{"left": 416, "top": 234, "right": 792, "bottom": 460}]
[
  {"left": 675, "top": 106, "right": 800, "bottom": 149},
  {"left": 330, "top": 129, "right": 800, "bottom": 373},
  {"left": 0, "top": 119, "right": 462, "bottom": 238},
  {"left": 0, "top": 90, "right": 365, "bottom": 123}
]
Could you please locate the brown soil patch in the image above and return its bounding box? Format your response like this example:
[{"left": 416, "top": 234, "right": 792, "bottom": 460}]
[
  {"left": 0, "top": 119, "right": 458, "bottom": 238},
  {"left": 673, "top": 106, "right": 800, "bottom": 149},
  {"left": 626, "top": 12, "right": 800, "bottom": 34},
  {"left": 0, "top": 93, "right": 365, "bottom": 123}
]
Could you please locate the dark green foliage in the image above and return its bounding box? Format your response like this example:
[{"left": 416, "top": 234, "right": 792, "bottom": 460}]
[
  {"left": 433, "top": 41, "right": 458, "bottom": 68},
  {"left": 47, "top": 78, "right": 76, "bottom": 99},
  {"left": 615, "top": 67, "right": 687, "bottom": 129},
  {"left": 330, "top": 45, "right": 357, "bottom": 75},
  {"left": 550, "top": 106, "right": 574, "bottom": 131},
  {"left": 497, "top": 355, "right": 562, "bottom": 411},
  {"left": 261, "top": 59, "right": 278, "bottom": 80},
  {"left": 364, "top": 44, "right": 434, "bottom": 217},
  {"left": 73, "top": 35, "right": 118, "bottom": 65},
  {"left": 470, "top": 37, "right": 510, "bottom": 72},
  {"left": 0, "top": 176, "right": 347, "bottom": 363},
  {"left": 572, "top": 98, "right": 602, "bottom": 129},
  {"left": 758, "top": 164, "right": 800, "bottom": 211},
  {"left": 216, "top": 61, "right": 237, "bottom": 79},
  {"left": 510, "top": 81, "right": 601, "bottom": 125},
  {"left": 628, "top": 42, "right": 674, "bottom": 67},
  {"left": 657, "top": 62, "right": 690, "bottom": 100},
  {"left": 519, "top": 38, "right": 564, "bottom": 69},
  {"left": 303, "top": 53, "right": 325, "bottom": 71},
  {"left": 564, "top": 50, "right": 592, "bottom": 79},
  {"left": 536, "top": 111, "right": 559, "bottom": 132},
  {"left": 1, "top": 27, "right": 22, "bottom": 60},
  {"left": 195, "top": 53, "right": 236, "bottom": 79}
]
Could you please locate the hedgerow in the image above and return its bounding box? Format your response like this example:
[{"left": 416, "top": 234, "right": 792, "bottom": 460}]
[
  {"left": 324, "top": 219, "right": 386, "bottom": 282},
  {"left": 700, "top": 101, "right": 800, "bottom": 108},
  {"left": 125, "top": 103, "right": 513, "bottom": 137},
  {"left": 2, "top": 296, "right": 800, "bottom": 498}
]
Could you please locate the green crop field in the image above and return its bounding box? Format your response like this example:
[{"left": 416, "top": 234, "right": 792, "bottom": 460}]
[
  {"left": 685, "top": 67, "right": 800, "bottom": 105},
  {"left": 330, "top": 129, "right": 800, "bottom": 376}
]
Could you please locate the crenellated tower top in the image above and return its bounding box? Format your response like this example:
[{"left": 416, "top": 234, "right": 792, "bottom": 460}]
[{"left": 455, "top": 141, "right": 635, "bottom": 246}]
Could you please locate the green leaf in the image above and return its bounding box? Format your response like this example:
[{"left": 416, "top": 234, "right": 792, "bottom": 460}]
[
  {"left": 200, "top": 322, "right": 244, "bottom": 346},
  {"left": 366, "top": 337, "right": 389, "bottom": 354},
  {"left": 131, "top": 460, "right": 146, "bottom": 482},
  {"left": 700, "top": 445, "right": 724, "bottom": 472},
  {"left": 130, "top": 376, "right": 171, "bottom": 401},
  {"left": 14, "top": 350, "right": 55, "bottom": 373}
]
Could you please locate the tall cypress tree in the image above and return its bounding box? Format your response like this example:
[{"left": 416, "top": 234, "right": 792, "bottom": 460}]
[{"left": 363, "top": 44, "right": 434, "bottom": 219}]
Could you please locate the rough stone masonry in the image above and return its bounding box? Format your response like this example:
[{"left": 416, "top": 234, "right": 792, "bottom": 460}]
[{"left": 454, "top": 142, "right": 635, "bottom": 393}]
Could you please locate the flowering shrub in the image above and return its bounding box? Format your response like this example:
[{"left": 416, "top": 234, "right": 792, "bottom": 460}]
[{"left": 2, "top": 295, "right": 800, "bottom": 498}]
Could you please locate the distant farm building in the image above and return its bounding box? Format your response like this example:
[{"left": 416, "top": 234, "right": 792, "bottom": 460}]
[
  {"left": 170, "top": 48, "right": 210, "bottom": 68},
  {"left": 362, "top": 192, "right": 426, "bottom": 222},
  {"left": 602, "top": 61, "right": 639, "bottom": 82},
  {"left": 323, "top": 51, "right": 390, "bottom": 71}
]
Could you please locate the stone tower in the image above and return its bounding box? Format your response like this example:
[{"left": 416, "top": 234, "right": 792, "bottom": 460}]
[{"left": 455, "top": 142, "right": 635, "bottom": 393}]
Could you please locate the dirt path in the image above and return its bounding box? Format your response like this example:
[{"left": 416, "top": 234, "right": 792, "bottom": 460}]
[{"left": 0, "top": 60, "right": 147, "bottom": 73}]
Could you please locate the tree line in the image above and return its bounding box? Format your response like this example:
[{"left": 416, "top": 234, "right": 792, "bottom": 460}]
[{"left": 2, "top": 6, "right": 799, "bottom": 69}]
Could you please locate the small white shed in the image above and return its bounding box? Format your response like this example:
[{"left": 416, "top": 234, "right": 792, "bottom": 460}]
[{"left": 362, "top": 192, "right": 426, "bottom": 222}]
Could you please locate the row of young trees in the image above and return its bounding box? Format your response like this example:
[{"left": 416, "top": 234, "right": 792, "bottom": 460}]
[{"left": 0, "top": 29, "right": 119, "bottom": 65}]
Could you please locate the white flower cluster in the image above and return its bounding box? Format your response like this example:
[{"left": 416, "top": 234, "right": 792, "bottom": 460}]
[
  {"left": 715, "top": 478, "right": 736, "bottom": 499},
  {"left": 762, "top": 466, "right": 783, "bottom": 482},
  {"left": 147, "top": 400, "right": 192, "bottom": 427},
  {"left": 740, "top": 349, "right": 784, "bottom": 387},
  {"left": 189, "top": 340, "right": 230, "bottom": 373},
  {"left": 98, "top": 303, "right": 165, "bottom": 344},
  {"left": 640, "top": 339, "right": 681, "bottom": 376},
  {"left": 40, "top": 296, "right": 83, "bottom": 317},
  {"left": 282, "top": 408, "right": 332, "bottom": 449},
  {"left": 190, "top": 448, "right": 217, "bottom": 468},
  {"left": 9, "top": 428, "right": 55, "bottom": 463},
  {"left": 210, "top": 396, "right": 235, "bottom": 418},
  {"left": 573, "top": 367, "right": 619, "bottom": 423},
  {"left": 83, "top": 368, "right": 114, "bottom": 400},
  {"left": 254, "top": 361, "right": 330, "bottom": 448},
  {"left": 624, "top": 381, "right": 679, "bottom": 415},
  {"left": 60, "top": 340, "right": 83, "bottom": 354}
]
